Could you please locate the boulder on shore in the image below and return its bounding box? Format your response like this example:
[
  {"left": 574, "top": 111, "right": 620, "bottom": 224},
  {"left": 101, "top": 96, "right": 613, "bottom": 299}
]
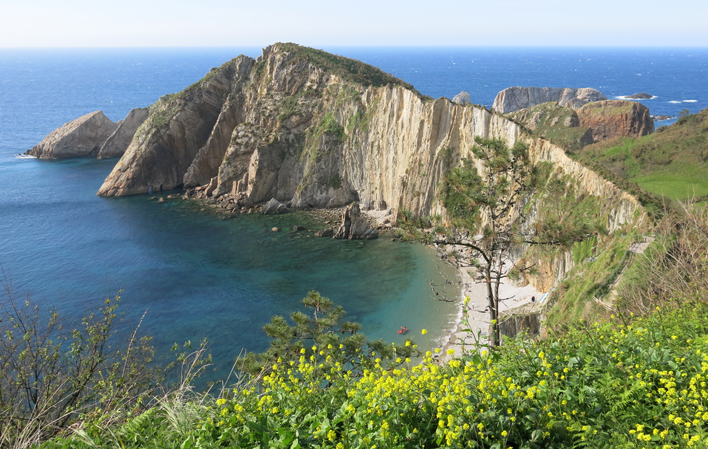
[
  {"left": 97, "top": 108, "right": 149, "bottom": 159},
  {"left": 261, "top": 198, "right": 288, "bottom": 215},
  {"left": 492, "top": 87, "right": 607, "bottom": 114},
  {"left": 333, "top": 202, "right": 378, "bottom": 240},
  {"left": 315, "top": 228, "right": 334, "bottom": 237},
  {"left": 25, "top": 111, "right": 118, "bottom": 159}
]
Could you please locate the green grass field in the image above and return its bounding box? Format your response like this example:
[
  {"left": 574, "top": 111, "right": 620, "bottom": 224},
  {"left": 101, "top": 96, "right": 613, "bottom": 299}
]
[{"left": 579, "top": 109, "right": 708, "bottom": 204}]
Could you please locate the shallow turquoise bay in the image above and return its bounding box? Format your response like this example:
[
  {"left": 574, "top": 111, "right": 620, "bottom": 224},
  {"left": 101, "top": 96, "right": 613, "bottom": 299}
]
[{"left": 0, "top": 157, "right": 460, "bottom": 382}]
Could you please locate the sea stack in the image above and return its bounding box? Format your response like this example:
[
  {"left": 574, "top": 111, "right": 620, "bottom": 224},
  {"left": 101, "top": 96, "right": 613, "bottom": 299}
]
[{"left": 26, "top": 111, "right": 118, "bottom": 159}]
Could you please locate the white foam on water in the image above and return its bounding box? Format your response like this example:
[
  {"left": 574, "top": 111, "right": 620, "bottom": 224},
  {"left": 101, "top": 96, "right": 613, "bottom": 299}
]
[
  {"left": 15, "top": 154, "right": 36, "bottom": 159},
  {"left": 683, "top": 100, "right": 697, "bottom": 103},
  {"left": 669, "top": 101, "right": 681, "bottom": 103}
]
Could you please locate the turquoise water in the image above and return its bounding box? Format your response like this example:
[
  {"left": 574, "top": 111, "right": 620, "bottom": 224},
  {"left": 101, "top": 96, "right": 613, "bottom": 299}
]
[{"left": 1, "top": 155, "right": 459, "bottom": 382}]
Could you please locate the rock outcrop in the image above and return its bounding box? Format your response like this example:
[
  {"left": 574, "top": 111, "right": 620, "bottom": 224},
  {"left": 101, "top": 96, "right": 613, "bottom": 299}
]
[
  {"left": 508, "top": 102, "right": 594, "bottom": 150},
  {"left": 333, "top": 202, "right": 378, "bottom": 239},
  {"left": 577, "top": 100, "right": 654, "bottom": 143},
  {"left": 261, "top": 198, "right": 288, "bottom": 215},
  {"left": 97, "top": 108, "right": 149, "bottom": 159},
  {"left": 452, "top": 91, "right": 471, "bottom": 105},
  {"left": 625, "top": 93, "right": 653, "bottom": 100},
  {"left": 492, "top": 87, "right": 607, "bottom": 114},
  {"left": 26, "top": 111, "right": 118, "bottom": 159}
]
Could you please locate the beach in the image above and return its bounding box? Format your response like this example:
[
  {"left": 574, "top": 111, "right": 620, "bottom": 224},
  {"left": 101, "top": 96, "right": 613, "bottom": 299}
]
[{"left": 437, "top": 257, "right": 543, "bottom": 361}]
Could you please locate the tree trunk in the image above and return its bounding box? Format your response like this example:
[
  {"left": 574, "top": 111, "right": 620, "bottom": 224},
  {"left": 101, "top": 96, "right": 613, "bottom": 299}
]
[{"left": 485, "top": 265, "right": 498, "bottom": 347}]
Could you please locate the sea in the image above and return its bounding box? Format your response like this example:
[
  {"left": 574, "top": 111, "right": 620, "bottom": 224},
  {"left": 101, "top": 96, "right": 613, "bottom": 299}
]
[{"left": 0, "top": 46, "right": 706, "bottom": 382}]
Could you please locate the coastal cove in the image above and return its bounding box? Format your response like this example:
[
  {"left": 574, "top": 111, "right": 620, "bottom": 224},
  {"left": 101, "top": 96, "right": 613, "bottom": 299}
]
[
  {"left": 0, "top": 155, "right": 461, "bottom": 382},
  {"left": 2, "top": 46, "right": 707, "bottom": 384}
]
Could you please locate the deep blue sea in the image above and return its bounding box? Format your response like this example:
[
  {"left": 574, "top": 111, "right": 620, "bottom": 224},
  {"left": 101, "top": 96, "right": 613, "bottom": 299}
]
[{"left": 0, "top": 47, "right": 706, "bottom": 381}]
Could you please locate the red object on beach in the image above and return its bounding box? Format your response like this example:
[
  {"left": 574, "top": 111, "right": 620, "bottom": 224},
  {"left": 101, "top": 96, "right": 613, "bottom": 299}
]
[{"left": 398, "top": 327, "right": 408, "bottom": 334}]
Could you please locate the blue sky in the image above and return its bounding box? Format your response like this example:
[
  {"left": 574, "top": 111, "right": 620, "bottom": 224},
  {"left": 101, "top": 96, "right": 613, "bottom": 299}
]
[{"left": 2, "top": 0, "right": 706, "bottom": 47}]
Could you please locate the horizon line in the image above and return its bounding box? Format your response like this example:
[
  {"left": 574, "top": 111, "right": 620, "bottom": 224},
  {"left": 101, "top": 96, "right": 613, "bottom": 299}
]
[{"left": 1, "top": 44, "right": 708, "bottom": 50}]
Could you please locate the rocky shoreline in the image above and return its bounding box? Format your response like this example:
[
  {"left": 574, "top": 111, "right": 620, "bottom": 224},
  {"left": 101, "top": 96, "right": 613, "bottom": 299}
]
[{"left": 179, "top": 185, "right": 399, "bottom": 240}]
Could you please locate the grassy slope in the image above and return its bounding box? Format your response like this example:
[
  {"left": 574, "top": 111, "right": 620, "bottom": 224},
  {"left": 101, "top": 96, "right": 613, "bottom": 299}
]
[
  {"left": 509, "top": 102, "right": 592, "bottom": 151},
  {"left": 578, "top": 109, "right": 708, "bottom": 203}
]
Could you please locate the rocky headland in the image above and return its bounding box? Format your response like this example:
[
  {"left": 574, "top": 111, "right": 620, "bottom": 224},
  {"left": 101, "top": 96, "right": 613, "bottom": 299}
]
[{"left": 492, "top": 86, "right": 607, "bottom": 114}]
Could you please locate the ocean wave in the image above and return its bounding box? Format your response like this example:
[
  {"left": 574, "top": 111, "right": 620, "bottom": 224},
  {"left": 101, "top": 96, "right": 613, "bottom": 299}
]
[
  {"left": 683, "top": 100, "right": 698, "bottom": 103},
  {"left": 669, "top": 100, "right": 682, "bottom": 103},
  {"left": 15, "top": 154, "right": 36, "bottom": 159}
]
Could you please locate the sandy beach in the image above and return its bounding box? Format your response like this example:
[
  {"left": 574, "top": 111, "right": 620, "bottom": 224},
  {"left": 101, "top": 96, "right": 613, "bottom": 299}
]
[{"left": 437, "top": 259, "right": 543, "bottom": 362}]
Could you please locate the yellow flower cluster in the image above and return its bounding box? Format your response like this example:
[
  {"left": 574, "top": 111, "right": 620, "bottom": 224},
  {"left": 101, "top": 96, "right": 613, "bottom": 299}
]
[{"left": 200, "top": 302, "right": 708, "bottom": 448}]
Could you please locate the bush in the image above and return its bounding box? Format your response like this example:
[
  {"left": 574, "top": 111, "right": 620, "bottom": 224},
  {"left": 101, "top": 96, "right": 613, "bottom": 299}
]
[{"left": 0, "top": 286, "right": 205, "bottom": 448}]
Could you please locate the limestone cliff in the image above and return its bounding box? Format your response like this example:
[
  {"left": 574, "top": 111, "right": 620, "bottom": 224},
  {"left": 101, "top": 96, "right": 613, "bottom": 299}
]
[
  {"left": 26, "top": 111, "right": 118, "bottom": 159},
  {"left": 98, "top": 43, "right": 641, "bottom": 221},
  {"left": 97, "top": 108, "right": 149, "bottom": 159},
  {"left": 493, "top": 87, "right": 607, "bottom": 114}
]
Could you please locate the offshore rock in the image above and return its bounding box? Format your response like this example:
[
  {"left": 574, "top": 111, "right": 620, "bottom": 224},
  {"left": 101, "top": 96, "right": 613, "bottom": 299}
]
[
  {"left": 577, "top": 100, "right": 654, "bottom": 143},
  {"left": 26, "top": 111, "right": 118, "bottom": 159},
  {"left": 261, "top": 198, "right": 288, "bottom": 214},
  {"left": 625, "top": 92, "right": 653, "bottom": 100},
  {"left": 333, "top": 202, "right": 378, "bottom": 240},
  {"left": 452, "top": 91, "right": 472, "bottom": 105},
  {"left": 97, "top": 108, "right": 149, "bottom": 159},
  {"left": 492, "top": 87, "right": 607, "bottom": 114}
]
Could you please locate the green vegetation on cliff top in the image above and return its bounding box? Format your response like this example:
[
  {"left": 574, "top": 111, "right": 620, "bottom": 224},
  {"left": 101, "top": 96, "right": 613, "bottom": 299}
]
[
  {"left": 277, "top": 43, "right": 430, "bottom": 99},
  {"left": 509, "top": 102, "right": 592, "bottom": 152}
]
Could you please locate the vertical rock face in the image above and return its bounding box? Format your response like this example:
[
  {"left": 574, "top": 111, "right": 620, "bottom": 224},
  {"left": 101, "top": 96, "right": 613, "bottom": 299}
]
[
  {"left": 492, "top": 87, "right": 607, "bottom": 114},
  {"left": 577, "top": 100, "right": 655, "bottom": 143},
  {"left": 25, "top": 111, "right": 118, "bottom": 159},
  {"left": 333, "top": 202, "right": 378, "bottom": 239},
  {"left": 95, "top": 43, "right": 642, "bottom": 232},
  {"left": 97, "top": 108, "right": 149, "bottom": 159}
]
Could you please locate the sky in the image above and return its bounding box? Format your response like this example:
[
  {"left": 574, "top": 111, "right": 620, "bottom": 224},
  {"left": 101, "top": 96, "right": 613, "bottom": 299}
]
[{"left": 1, "top": 0, "right": 707, "bottom": 48}]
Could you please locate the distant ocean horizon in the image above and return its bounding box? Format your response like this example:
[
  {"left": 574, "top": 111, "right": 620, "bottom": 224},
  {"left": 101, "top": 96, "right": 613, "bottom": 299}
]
[{"left": 1, "top": 46, "right": 705, "bottom": 381}]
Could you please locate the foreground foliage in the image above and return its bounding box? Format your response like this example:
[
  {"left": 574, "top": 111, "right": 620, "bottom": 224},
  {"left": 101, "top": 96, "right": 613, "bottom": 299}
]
[{"left": 46, "top": 297, "right": 708, "bottom": 448}]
